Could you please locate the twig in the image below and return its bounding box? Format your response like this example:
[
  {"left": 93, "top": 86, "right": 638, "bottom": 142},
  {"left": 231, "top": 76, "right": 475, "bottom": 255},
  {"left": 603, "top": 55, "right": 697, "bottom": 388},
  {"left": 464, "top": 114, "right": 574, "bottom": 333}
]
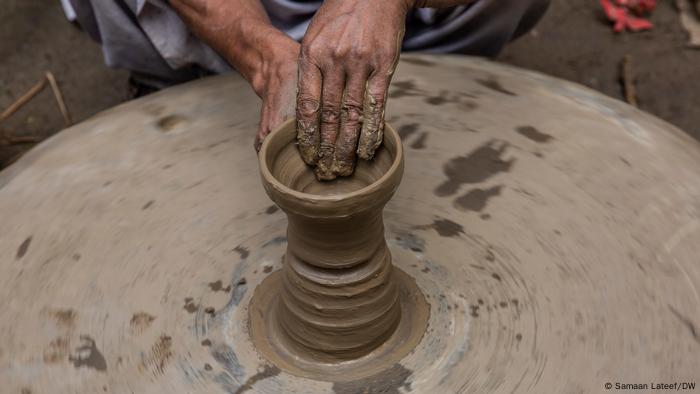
[
  {"left": 0, "top": 135, "right": 42, "bottom": 145},
  {"left": 0, "top": 78, "right": 47, "bottom": 123},
  {"left": 45, "top": 71, "right": 72, "bottom": 127},
  {"left": 621, "top": 55, "right": 638, "bottom": 107}
]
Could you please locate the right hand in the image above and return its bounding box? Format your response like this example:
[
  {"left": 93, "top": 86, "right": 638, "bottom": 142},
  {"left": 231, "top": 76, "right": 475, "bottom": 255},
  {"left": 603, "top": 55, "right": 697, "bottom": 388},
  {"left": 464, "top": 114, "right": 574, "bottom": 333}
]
[
  {"left": 170, "top": 0, "right": 300, "bottom": 150},
  {"left": 295, "top": 0, "right": 409, "bottom": 180},
  {"left": 250, "top": 36, "right": 300, "bottom": 151}
]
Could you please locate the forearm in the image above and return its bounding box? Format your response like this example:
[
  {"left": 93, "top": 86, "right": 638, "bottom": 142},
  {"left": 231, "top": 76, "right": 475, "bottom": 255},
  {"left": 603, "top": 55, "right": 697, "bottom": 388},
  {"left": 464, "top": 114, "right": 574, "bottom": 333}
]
[{"left": 171, "top": 0, "right": 294, "bottom": 95}]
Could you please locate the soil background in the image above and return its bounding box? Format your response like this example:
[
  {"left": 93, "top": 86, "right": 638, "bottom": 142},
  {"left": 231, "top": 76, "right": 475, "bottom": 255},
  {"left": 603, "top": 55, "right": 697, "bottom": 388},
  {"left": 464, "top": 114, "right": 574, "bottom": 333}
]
[{"left": 1, "top": 0, "right": 698, "bottom": 168}]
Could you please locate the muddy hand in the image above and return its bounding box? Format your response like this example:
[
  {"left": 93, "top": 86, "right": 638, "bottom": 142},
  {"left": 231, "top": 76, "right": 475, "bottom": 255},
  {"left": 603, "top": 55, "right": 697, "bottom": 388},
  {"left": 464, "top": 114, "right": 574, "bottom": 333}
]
[
  {"left": 171, "top": 0, "right": 300, "bottom": 151},
  {"left": 296, "top": 0, "right": 408, "bottom": 180},
  {"left": 254, "top": 41, "right": 299, "bottom": 151}
]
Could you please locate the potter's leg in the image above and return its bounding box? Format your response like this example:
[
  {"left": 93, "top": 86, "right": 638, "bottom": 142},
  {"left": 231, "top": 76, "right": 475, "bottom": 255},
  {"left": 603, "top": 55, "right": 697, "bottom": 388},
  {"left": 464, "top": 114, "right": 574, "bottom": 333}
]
[
  {"left": 403, "top": 0, "right": 550, "bottom": 56},
  {"left": 65, "top": 0, "right": 228, "bottom": 88}
]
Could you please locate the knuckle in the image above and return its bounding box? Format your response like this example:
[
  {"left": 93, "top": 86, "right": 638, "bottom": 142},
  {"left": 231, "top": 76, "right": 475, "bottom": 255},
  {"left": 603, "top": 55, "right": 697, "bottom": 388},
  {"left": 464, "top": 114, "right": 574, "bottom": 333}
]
[
  {"left": 302, "top": 41, "right": 324, "bottom": 60},
  {"left": 342, "top": 102, "right": 363, "bottom": 123},
  {"left": 349, "top": 45, "right": 370, "bottom": 59},
  {"left": 296, "top": 95, "right": 320, "bottom": 118},
  {"left": 320, "top": 104, "right": 341, "bottom": 124},
  {"left": 331, "top": 46, "right": 348, "bottom": 60}
]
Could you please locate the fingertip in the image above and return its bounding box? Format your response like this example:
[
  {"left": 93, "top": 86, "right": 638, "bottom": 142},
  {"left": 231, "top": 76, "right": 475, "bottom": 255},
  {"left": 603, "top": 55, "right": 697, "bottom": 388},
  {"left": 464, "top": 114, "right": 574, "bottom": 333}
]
[
  {"left": 357, "top": 116, "right": 385, "bottom": 160},
  {"left": 296, "top": 117, "right": 320, "bottom": 165},
  {"left": 331, "top": 157, "right": 356, "bottom": 177},
  {"left": 296, "top": 61, "right": 323, "bottom": 165}
]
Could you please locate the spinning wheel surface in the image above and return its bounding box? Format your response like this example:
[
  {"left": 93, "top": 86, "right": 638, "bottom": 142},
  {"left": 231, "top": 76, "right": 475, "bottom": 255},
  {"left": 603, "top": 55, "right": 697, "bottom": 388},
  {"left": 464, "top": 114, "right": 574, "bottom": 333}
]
[{"left": 1, "top": 55, "right": 699, "bottom": 393}]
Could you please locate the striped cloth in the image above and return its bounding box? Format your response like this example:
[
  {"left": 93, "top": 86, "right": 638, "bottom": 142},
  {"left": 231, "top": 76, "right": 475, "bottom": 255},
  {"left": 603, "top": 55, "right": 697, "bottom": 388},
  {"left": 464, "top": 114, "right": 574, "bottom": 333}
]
[{"left": 63, "top": 0, "right": 549, "bottom": 86}]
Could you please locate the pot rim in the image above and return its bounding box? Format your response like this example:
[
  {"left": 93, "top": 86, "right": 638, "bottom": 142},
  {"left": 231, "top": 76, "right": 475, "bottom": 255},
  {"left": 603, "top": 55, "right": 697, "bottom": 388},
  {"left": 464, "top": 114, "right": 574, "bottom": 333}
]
[{"left": 258, "top": 118, "right": 403, "bottom": 206}]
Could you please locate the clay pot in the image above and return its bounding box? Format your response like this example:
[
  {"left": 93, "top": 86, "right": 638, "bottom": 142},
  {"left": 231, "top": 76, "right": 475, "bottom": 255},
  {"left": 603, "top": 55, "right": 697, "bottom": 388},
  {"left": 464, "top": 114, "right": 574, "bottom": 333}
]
[{"left": 258, "top": 119, "right": 404, "bottom": 360}]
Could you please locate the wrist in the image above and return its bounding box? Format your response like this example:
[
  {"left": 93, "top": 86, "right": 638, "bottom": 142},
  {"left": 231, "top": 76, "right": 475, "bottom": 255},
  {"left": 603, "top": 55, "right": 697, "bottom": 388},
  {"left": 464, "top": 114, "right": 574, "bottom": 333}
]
[
  {"left": 222, "top": 20, "right": 298, "bottom": 97},
  {"left": 250, "top": 30, "right": 300, "bottom": 98}
]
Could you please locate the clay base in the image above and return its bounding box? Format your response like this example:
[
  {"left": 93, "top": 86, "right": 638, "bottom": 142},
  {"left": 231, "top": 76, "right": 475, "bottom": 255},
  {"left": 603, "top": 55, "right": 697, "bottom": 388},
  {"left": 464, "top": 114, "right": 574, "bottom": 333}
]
[{"left": 248, "top": 267, "right": 430, "bottom": 382}]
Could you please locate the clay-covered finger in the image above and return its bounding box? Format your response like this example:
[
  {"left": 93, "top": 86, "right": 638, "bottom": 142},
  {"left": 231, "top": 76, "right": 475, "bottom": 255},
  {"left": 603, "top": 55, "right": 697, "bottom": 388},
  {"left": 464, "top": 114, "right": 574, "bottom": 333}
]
[
  {"left": 315, "top": 68, "right": 346, "bottom": 180},
  {"left": 357, "top": 72, "right": 390, "bottom": 160},
  {"left": 333, "top": 70, "right": 368, "bottom": 176},
  {"left": 296, "top": 57, "right": 322, "bottom": 165},
  {"left": 254, "top": 98, "right": 271, "bottom": 152}
]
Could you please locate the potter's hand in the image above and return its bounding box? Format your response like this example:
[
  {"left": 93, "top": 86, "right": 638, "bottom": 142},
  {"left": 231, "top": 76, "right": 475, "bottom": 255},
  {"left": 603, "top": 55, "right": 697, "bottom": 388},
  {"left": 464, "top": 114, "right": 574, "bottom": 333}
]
[
  {"left": 252, "top": 40, "right": 299, "bottom": 151},
  {"left": 171, "top": 0, "right": 299, "bottom": 150},
  {"left": 296, "top": 0, "right": 409, "bottom": 180}
]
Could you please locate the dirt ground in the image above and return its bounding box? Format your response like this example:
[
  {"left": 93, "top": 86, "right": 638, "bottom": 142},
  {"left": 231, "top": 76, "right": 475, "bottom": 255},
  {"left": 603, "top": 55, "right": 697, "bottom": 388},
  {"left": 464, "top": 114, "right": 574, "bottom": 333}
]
[{"left": 1, "top": 0, "right": 698, "bottom": 168}]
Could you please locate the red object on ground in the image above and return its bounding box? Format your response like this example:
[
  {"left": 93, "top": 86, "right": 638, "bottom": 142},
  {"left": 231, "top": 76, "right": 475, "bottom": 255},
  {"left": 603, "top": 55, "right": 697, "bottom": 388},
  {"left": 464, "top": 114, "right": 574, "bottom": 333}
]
[{"left": 600, "top": 0, "right": 655, "bottom": 33}]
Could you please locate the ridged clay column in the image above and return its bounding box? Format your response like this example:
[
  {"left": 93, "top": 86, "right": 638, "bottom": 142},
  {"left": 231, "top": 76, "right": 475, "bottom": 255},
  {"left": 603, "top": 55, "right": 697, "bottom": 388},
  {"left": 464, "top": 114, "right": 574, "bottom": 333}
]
[
  {"left": 250, "top": 118, "right": 429, "bottom": 380},
  {"left": 259, "top": 118, "right": 404, "bottom": 360}
]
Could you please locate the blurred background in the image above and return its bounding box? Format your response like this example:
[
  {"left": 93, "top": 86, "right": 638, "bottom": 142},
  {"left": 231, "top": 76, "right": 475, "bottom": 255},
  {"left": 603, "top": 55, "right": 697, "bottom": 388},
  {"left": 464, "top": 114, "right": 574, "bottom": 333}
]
[{"left": 1, "top": 0, "right": 699, "bottom": 168}]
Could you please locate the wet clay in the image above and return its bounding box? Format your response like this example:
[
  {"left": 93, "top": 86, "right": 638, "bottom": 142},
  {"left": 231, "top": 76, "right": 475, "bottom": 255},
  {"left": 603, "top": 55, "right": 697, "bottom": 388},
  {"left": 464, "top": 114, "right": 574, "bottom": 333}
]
[{"left": 251, "top": 118, "right": 429, "bottom": 379}]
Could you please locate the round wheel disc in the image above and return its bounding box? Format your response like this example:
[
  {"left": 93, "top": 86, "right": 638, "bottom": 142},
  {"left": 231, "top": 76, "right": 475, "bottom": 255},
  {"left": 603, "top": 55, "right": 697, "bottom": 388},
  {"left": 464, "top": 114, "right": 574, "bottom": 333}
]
[{"left": 1, "top": 55, "right": 699, "bottom": 393}]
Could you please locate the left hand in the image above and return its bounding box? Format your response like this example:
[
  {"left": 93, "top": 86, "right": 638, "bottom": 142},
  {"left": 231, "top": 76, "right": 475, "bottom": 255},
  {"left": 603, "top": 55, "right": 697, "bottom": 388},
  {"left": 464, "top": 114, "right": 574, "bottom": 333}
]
[{"left": 296, "top": 0, "right": 409, "bottom": 180}]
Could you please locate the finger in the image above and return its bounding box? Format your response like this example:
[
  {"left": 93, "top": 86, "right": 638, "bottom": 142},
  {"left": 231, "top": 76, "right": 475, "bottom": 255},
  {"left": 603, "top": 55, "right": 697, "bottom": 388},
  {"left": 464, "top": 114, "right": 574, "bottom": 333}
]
[
  {"left": 315, "top": 67, "right": 346, "bottom": 180},
  {"left": 255, "top": 97, "right": 271, "bottom": 152},
  {"left": 296, "top": 57, "right": 322, "bottom": 165},
  {"left": 273, "top": 75, "right": 298, "bottom": 128},
  {"left": 357, "top": 70, "right": 390, "bottom": 160},
  {"left": 333, "top": 68, "right": 369, "bottom": 176}
]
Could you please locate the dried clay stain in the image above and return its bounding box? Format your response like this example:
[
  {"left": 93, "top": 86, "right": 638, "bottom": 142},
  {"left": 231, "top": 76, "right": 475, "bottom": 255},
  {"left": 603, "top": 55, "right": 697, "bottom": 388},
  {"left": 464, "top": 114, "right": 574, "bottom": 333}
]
[
  {"left": 49, "top": 308, "right": 77, "bottom": 329},
  {"left": 43, "top": 336, "right": 70, "bottom": 363},
  {"left": 435, "top": 140, "right": 514, "bottom": 197},
  {"left": 423, "top": 90, "right": 478, "bottom": 110},
  {"left": 233, "top": 245, "right": 250, "bottom": 259},
  {"left": 398, "top": 123, "right": 419, "bottom": 139},
  {"left": 454, "top": 185, "right": 503, "bottom": 212},
  {"left": 476, "top": 76, "right": 517, "bottom": 96},
  {"left": 432, "top": 218, "right": 464, "bottom": 237},
  {"left": 233, "top": 364, "right": 281, "bottom": 394},
  {"left": 332, "top": 363, "right": 413, "bottom": 394},
  {"left": 140, "top": 334, "right": 173, "bottom": 377},
  {"left": 410, "top": 132, "right": 428, "bottom": 150},
  {"left": 208, "top": 280, "right": 232, "bottom": 293},
  {"left": 388, "top": 80, "right": 426, "bottom": 99},
  {"left": 129, "top": 312, "right": 156, "bottom": 335},
  {"left": 183, "top": 297, "right": 197, "bottom": 313},
  {"left": 516, "top": 125, "right": 553, "bottom": 143},
  {"left": 16, "top": 236, "right": 32, "bottom": 260},
  {"left": 156, "top": 114, "right": 186, "bottom": 132},
  {"left": 415, "top": 218, "right": 464, "bottom": 238},
  {"left": 69, "top": 335, "right": 107, "bottom": 372}
]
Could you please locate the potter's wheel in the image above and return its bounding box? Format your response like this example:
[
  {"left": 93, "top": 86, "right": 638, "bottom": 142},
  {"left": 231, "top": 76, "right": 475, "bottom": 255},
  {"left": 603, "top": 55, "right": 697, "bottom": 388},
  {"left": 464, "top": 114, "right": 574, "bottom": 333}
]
[{"left": 1, "top": 55, "right": 699, "bottom": 393}]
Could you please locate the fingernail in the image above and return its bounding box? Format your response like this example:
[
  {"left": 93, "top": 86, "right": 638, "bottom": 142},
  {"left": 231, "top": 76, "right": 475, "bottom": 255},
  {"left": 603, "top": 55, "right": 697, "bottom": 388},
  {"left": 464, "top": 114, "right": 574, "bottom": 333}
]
[
  {"left": 314, "top": 163, "right": 336, "bottom": 180},
  {"left": 358, "top": 126, "right": 384, "bottom": 160}
]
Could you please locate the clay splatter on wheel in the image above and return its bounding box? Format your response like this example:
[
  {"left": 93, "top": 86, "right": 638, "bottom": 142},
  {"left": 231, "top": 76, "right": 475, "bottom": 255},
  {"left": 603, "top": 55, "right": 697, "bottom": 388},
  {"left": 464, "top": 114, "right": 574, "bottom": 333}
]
[{"left": 1, "top": 55, "right": 699, "bottom": 393}]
